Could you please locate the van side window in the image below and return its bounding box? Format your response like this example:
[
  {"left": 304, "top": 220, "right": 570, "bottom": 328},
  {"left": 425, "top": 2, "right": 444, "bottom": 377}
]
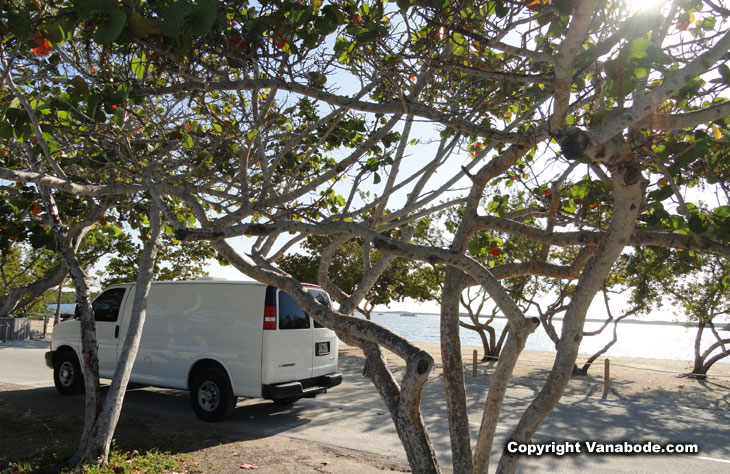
[
  {"left": 310, "top": 290, "right": 331, "bottom": 329},
  {"left": 92, "top": 288, "right": 126, "bottom": 323},
  {"left": 278, "top": 291, "right": 310, "bottom": 330}
]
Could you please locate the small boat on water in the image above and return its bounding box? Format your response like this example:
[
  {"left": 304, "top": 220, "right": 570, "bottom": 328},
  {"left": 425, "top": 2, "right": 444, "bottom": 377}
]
[{"left": 400, "top": 312, "right": 417, "bottom": 317}]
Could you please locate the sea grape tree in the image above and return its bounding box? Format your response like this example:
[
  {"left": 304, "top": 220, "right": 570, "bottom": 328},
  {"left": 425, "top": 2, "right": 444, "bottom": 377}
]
[{"left": 2, "top": 1, "right": 730, "bottom": 473}]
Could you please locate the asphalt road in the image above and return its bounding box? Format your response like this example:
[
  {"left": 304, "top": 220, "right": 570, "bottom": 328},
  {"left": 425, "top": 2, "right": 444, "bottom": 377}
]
[{"left": 2, "top": 339, "right": 729, "bottom": 473}]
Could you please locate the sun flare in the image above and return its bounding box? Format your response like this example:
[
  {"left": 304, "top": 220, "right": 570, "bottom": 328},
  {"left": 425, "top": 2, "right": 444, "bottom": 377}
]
[{"left": 623, "top": 0, "right": 667, "bottom": 13}]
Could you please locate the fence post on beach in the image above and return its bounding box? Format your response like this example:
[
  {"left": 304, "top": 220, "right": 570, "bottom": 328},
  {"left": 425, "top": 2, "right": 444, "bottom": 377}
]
[
  {"left": 473, "top": 350, "right": 478, "bottom": 377},
  {"left": 604, "top": 358, "right": 610, "bottom": 391}
]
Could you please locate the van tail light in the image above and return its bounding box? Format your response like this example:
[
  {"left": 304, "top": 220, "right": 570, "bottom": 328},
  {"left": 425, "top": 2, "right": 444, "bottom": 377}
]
[{"left": 263, "top": 305, "right": 277, "bottom": 330}]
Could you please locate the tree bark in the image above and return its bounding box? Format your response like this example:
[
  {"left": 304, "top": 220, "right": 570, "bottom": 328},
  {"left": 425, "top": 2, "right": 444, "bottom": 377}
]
[
  {"left": 34, "top": 186, "right": 103, "bottom": 469},
  {"left": 361, "top": 341, "right": 441, "bottom": 474},
  {"left": 440, "top": 270, "right": 473, "bottom": 474},
  {"left": 690, "top": 321, "right": 730, "bottom": 377},
  {"left": 473, "top": 316, "right": 539, "bottom": 474}
]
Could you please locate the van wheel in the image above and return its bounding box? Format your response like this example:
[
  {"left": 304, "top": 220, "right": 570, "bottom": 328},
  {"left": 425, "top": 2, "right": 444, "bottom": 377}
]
[
  {"left": 53, "top": 351, "right": 84, "bottom": 395},
  {"left": 273, "top": 397, "right": 300, "bottom": 406},
  {"left": 190, "top": 368, "right": 236, "bottom": 422}
]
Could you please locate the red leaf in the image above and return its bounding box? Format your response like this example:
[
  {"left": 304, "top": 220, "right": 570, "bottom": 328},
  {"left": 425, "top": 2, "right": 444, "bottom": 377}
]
[
  {"left": 32, "top": 32, "right": 50, "bottom": 57},
  {"left": 489, "top": 247, "right": 501, "bottom": 257}
]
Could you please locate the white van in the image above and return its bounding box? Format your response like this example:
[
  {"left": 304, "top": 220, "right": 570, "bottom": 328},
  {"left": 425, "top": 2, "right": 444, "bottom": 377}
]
[{"left": 45, "top": 280, "right": 341, "bottom": 421}]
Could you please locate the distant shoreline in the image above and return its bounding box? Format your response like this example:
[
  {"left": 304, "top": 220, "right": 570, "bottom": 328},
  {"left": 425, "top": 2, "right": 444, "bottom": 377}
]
[{"left": 373, "top": 311, "right": 729, "bottom": 329}]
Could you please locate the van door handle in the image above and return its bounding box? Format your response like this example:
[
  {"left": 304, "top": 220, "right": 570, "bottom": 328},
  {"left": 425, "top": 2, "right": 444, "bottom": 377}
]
[{"left": 115, "top": 325, "right": 119, "bottom": 338}]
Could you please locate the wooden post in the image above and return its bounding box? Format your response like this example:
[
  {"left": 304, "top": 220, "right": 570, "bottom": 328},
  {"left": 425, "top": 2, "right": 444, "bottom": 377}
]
[
  {"left": 604, "top": 358, "right": 610, "bottom": 391},
  {"left": 472, "top": 350, "right": 478, "bottom": 377}
]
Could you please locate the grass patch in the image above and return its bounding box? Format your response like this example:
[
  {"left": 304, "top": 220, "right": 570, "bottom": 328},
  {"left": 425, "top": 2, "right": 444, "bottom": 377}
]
[
  {"left": 0, "top": 395, "right": 200, "bottom": 474},
  {"left": 2, "top": 448, "right": 191, "bottom": 474}
]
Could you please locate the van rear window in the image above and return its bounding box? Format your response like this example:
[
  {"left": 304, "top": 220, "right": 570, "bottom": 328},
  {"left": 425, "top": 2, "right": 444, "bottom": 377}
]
[
  {"left": 278, "top": 292, "right": 310, "bottom": 330},
  {"left": 309, "top": 290, "right": 331, "bottom": 329}
]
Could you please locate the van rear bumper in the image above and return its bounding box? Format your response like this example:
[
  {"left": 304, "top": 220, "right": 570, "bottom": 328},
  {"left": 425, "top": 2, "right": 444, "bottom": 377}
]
[{"left": 263, "top": 373, "right": 342, "bottom": 401}]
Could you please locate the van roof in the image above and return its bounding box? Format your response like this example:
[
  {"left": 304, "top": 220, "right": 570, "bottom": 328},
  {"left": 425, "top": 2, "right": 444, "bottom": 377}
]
[
  {"left": 108, "top": 280, "right": 323, "bottom": 289},
  {"left": 110, "top": 279, "right": 266, "bottom": 289}
]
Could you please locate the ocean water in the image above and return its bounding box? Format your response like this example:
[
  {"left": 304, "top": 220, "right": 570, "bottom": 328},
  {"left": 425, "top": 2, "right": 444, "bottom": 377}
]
[{"left": 369, "top": 312, "right": 730, "bottom": 363}]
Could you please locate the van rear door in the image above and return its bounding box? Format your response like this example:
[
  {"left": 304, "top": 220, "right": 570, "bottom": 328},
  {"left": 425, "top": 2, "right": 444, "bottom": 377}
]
[
  {"left": 261, "top": 289, "right": 314, "bottom": 384},
  {"left": 308, "top": 289, "right": 338, "bottom": 377}
]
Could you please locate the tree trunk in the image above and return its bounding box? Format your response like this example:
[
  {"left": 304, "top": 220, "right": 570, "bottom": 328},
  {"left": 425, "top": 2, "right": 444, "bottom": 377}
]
[
  {"left": 689, "top": 321, "right": 730, "bottom": 378},
  {"left": 692, "top": 321, "right": 706, "bottom": 375},
  {"left": 72, "top": 203, "right": 162, "bottom": 466},
  {"left": 360, "top": 340, "right": 441, "bottom": 474},
  {"left": 578, "top": 312, "right": 631, "bottom": 374},
  {"left": 458, "top": 320, "right": 495, "bottom": 361},
  {"left": 472, "top": 317, "right": 538, "bottom": 474},
  {"left": 441, "top": 269, "right": 473, "bottom": 474},
  {"left": 496, "top": 170, "right": 643, "bottom": 474},
  {"left": 34, "top": 185, "right": 103, "bottom": 469}
]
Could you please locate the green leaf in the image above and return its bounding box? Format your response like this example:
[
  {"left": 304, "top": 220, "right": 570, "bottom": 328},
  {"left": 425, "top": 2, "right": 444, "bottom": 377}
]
[
  {"left": 449, "top": 32, "right": 465, "bottom": 55},
  {"left": 649, "top": 185, "right": 673, "bottom": 202},
  {"left": 396, "top": 0, "right": 410, "bottom": 12},
  {"left": 0, "top": 121, "right": 12, "bottom": 139},
  {"left": 719, "top": 64, "right": 730, "bottom": 83},
  {"left": 160, "top": 1, "right": 194, "bottom": 37},
  {"left": 73, "top": 0, "right": 107, "bottom": 20},
  {"left": 247, "top": 128, "right": 258, "bottom": 141},
  {"left": 715, "top": 206, "right": 730, "bottom": 218},
  {"left": 131, "top": 53, "right": 147, "bottom": 79},
  {"left": 625, "top": 38, "right": 652, "bottom": 60},
  {"left": 314, "top": 9, "right": 340, "bottom": 36},
  {"left": 189, "top": 0, "right": 217, "bottom": 36},
  {"left": 553, "top": 0, "right": 576, "bottom": 16},
  {"left": 570, "top": 182, "right": 589, "bottom": 199},
  {"left": 94, "top": 10, "right": 127, "bottom": 44},
  {"left": 7, "top": 14, "right": 31, "bottom": 37},
  {"left": 688, "top": 214, "right": 707, "bottom": 234},
  {"left": 493, "top": 0, "right": 509, "bottom": 17},
  {"left": 666, "top": 215, "right": 686, "bottom": 231},
  {"left": 355, "top": 29, "right": 379, "bottom": 44},
  {"left": 128, "top": 12, "right": 160, "bottom": 37}
]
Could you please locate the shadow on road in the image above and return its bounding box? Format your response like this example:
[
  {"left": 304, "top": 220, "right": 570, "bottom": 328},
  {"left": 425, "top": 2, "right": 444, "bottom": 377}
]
[{"left": 0, "top": 381, "right": 324, "bottom": 470}]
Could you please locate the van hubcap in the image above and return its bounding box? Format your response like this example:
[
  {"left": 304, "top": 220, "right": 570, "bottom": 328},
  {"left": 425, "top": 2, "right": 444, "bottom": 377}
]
[
  {"left": 59, "top": 361, "right": 75, "bottom": 387},
  {"left": 198, "top": 381, "right": 220, "bottom": 412}
]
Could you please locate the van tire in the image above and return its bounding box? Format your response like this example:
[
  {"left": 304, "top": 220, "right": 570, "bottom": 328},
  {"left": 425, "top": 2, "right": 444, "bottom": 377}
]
[
  {"left": 53, "top": 350, "right": 84, "bottom": 395},
  {"left": 190, "top": 368, "right": 236, "bottom": 422},
  {"left": 273, "top": 397, "right": 300, "bottom": 406}
]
